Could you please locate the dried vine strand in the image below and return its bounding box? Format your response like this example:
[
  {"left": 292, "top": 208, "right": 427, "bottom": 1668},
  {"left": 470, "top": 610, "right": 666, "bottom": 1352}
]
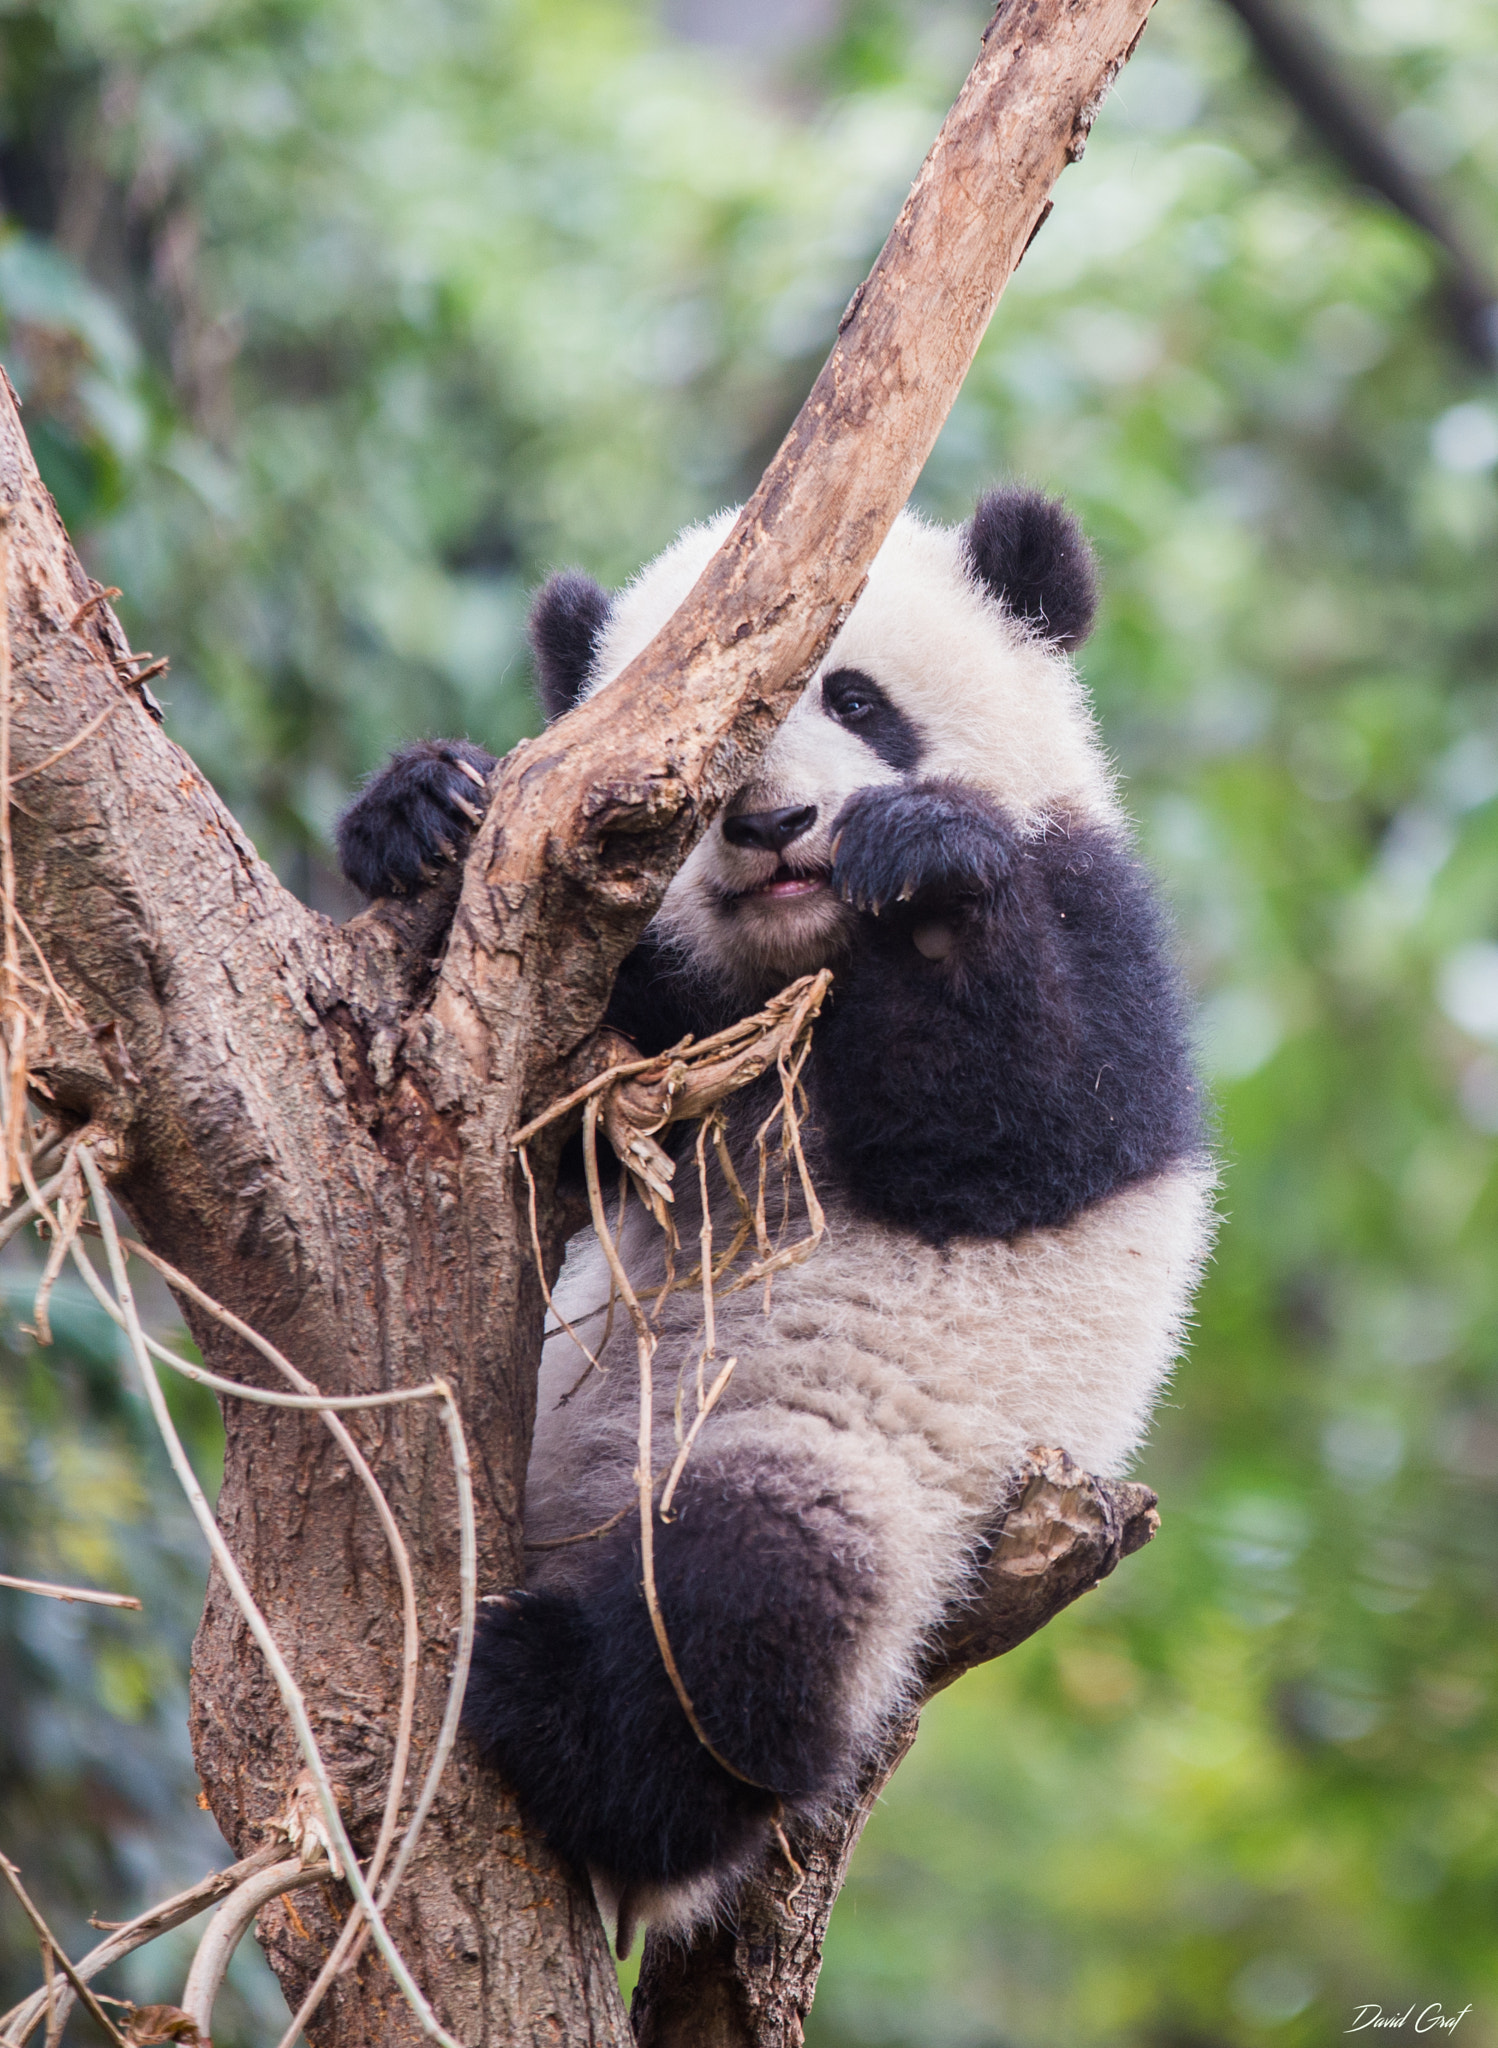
[
  {"left": 517, "top": 1141, "right": 610, "bottom": 1375},
  {"left": 2, "top": 1131, "right": 476, "bottom": 2046},
  {"left": 10, "top": 699, "right": 126, "bottom": 785},
  {"left": 509, "top": 971, "right": 830, "bottom": 1150},
  {"left": 579, "top": 1093, "right": 758, "bottom": 1786},
  {"left": 273, "top": 1388, "right": 475, "bottom": 2038},
  {"left": 696, "top": 1117, "right": 717, "bottom": 1392},
  {"left": 0, "top": 517, "right": 27, "bottom": 1203},
  {"left": 522, "top": 1503, "right": 633, "bottom": 1553},
  {"left": 514, "top": 977, "right": 830, "bottom": 1791},
  {"left": 658, "top": 1357, "right": 736, "bottom": 1521},
  {"left": 179, "top": 1857, "right": 330, "bottom": 2035},
  {"left": 75, "top": 1216, "right": 445, "bottom": 2000},
  {"left": 76, "top": 1224, "right": 478, "bottom": 2045},
  {"left": 3, "top": 1859, "right": 329, "bottom": 2048},
  {"left": 10, "top": 910, "right": 83, "bottom": 1026},
  {"left": 62, "top": 1223, "right": 428, "bottom": 1981},
  {"left": 67, "top": 1249, "right": 453, "bottom": 1414}
]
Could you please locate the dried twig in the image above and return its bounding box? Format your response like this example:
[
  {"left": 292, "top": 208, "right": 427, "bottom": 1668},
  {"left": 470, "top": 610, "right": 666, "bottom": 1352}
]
[
  {"left": 64, "top": 587, "right": 121, "bottom": 636},
  {"left": 0, "top": 1573, "right": 141, "bottom": 1611},
  {"left": 0, "top": 1853, "right": 130, "bottom": 2047},
  {"left": 0, "top": 1848, "right": 288, "bottom": 2047}
]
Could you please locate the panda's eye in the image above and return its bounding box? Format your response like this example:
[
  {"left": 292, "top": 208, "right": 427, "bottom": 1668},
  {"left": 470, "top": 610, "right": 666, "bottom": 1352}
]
[
  {"left": 820, "top": 667, "right": 924, "bottom": 772},
  {"left": 823, "top": 670, "right": 879, "bottom": 723}
]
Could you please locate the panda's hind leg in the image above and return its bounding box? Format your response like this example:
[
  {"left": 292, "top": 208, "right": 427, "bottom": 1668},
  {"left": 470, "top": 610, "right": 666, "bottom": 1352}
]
[{"left": 462, "top": 1446, "right": 886, "bottom": 1927}]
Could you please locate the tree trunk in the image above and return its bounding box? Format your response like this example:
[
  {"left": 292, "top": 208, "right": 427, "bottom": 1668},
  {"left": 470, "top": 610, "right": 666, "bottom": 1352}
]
[{"left": 0, "top": 2, "right": 1157, "bottom": 2040}]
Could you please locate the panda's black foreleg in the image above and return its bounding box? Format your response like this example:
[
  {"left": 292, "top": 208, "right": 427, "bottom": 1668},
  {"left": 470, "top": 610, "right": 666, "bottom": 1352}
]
[
  {"left": 463, "top": 1451, "right": 882, "bottom": 1895},
  {"left": 336, "top": 738, "right": 498, "bottom": 899},
  {"left": 816, "top": 778, "right": 1200, "bottom": 1243},
  {"left": 829, "top": 776, "right": 1019, "bottom": 920}
]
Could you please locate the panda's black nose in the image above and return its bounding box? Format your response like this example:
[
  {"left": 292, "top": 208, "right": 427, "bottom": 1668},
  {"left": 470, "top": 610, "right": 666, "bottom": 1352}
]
[{"left": 722, "top": 804, "right": 818, "bottom": 853}]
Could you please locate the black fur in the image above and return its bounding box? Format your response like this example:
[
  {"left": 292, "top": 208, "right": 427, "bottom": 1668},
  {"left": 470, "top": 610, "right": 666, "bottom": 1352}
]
[
  {"left": 336, "top": 738, "right": 497, "bottom": 898},
  {"left": 816, "top": 780, "right": 1201, "bottom": 1242},
  {"left": 597, "top": 782, "right": 1201, "bottom": 1245},
  {"left": 530, "top": 570, "right": 613, "bottom": 721},
  {"left": 821, "top": 667, "right": 924, "bottom": 772},
  {"left": 965, "top": 487, "right": 1098, "bottom": 650},
  {"left": 463, "top": 1449, "right": 880, "bottom": 1891}
]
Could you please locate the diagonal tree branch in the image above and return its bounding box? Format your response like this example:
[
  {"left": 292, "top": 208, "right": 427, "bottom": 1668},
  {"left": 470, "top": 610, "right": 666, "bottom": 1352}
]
[
  {"left": 1220, "top": 0, "right": 1497, "bottom": 366},
  {"left": 428, "top": 0, "right": 1161, "bottom": 1128}
]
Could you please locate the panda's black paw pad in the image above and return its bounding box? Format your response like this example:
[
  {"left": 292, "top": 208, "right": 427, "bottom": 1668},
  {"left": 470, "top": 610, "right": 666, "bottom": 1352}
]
[
  {"left": 829, "top": 783, "right": 1013, "bottom": 915},
  {"left": 337, "top": 739, "right": 497, "bottom": 899}
]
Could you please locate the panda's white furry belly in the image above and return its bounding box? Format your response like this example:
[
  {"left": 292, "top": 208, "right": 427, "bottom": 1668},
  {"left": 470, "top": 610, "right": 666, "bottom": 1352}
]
[{"left": 526, "top": 1158, "right": 1214, "bottom": 1752}]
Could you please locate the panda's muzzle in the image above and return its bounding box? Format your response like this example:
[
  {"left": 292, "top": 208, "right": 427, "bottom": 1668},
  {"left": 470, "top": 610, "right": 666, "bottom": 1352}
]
[
  {"left": 721, "top": 803, "right": 817, "bottom": 853},
  {"left": 720, "top": 804, "right": 831, "bottom": 903}
]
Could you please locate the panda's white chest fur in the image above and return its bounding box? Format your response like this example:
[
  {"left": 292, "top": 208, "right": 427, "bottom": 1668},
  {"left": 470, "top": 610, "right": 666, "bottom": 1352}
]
[{"left": 527, "top": 1157, "right": 1213, "bottom": 1569}]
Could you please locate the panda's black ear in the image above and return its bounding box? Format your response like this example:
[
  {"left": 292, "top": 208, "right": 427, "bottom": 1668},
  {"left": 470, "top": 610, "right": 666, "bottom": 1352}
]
[
  {"left": 964, "top": 487, "right": 1098, "bottom": 651},
  {"left": 528, "top": 571, "right": 614, "bottom": 721}
]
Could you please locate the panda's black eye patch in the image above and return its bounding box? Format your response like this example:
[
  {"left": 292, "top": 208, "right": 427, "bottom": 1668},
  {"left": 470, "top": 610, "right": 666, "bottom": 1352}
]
[{"left": 821, "top": 668, "right": 923, "bottom": 773}]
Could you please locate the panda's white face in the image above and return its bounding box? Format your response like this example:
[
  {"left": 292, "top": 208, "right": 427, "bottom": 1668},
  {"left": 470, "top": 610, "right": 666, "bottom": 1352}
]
[
  {"left": 586, "top": 504, "right": 1125, "bottom": 998},
  {"left": 654, "top": 671, "right": 911, "bottom": 990}
]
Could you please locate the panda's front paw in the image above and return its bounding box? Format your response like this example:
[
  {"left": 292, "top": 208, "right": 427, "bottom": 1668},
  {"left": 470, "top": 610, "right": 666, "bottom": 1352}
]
[
  {"left": 337, "top": 738, "right": 498, "bottom": 899},
  {"left": 829, "top": 781, "right": 1015, "bottom": 916}
]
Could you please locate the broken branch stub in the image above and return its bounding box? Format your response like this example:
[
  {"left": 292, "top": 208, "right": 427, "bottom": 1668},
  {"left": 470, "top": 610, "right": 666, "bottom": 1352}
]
[{"left": 926, "top": 1444, "right": 1160, "bottom": 1689}]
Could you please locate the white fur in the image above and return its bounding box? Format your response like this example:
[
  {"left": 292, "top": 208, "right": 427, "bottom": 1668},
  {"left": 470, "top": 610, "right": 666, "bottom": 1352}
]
[{"left": 527, "top": 504, "right": 1215, "bottom": 1936}]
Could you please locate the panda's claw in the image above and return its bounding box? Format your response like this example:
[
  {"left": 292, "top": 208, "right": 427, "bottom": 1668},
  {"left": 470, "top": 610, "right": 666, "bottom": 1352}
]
[
  {"left": 829, "top": 781, "right": 1018, "bottom": 920},
  {"left": 336, "top": 737, "right": 499, "bottom": 899}
]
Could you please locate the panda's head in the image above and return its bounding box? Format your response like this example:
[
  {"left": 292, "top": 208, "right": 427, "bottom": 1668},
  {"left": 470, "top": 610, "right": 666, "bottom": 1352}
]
[{"left": 531, "top": 487, "right": 1118, "bottom": 1000}]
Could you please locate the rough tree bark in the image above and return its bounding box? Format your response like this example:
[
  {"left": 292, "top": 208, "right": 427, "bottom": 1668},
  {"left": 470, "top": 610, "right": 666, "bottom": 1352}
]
[{"left": 0, "top": 2, "right": 1157, "bottom": 2041}]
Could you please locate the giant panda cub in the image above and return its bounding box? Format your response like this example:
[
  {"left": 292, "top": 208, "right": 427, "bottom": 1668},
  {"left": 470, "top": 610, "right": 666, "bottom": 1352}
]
[{"left": 337, "top": 487, "right": 1215, "bottom": 1947}]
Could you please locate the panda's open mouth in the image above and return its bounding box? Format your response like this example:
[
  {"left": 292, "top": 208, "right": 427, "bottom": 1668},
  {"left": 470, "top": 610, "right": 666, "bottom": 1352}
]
[{"left": 734, "top": 864, "right": 830, "bottom": 903}]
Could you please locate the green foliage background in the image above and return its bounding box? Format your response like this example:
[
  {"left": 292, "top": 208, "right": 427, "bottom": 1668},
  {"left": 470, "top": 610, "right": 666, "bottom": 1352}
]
[{"left": 0, "top": 1, "right": 1495, "bottom": 2041}]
